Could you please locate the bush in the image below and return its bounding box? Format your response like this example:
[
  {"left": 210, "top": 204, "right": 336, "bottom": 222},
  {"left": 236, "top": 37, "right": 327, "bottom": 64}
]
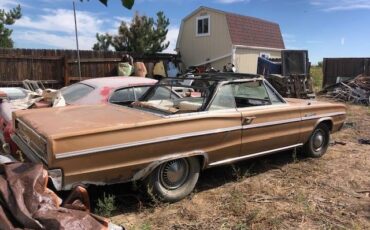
[{"left": 95, "top": 192, "right": 117, "bottom": 217}]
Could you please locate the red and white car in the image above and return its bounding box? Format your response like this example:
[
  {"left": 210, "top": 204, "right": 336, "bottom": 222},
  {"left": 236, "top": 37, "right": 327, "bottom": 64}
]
[{"left": 0, "top": 77, "right": 157, "bottom": 155}]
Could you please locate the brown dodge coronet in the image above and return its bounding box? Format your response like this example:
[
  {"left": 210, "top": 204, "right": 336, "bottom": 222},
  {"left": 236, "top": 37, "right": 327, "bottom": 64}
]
[{"left": 12, "top": 73, "right": 346, "bottom": 202}]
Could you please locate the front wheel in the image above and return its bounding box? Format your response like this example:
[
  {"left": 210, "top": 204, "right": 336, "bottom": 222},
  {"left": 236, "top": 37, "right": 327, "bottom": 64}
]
[
  {"left": 303, "top": 123, "right": 330, "bottom": 158},
  {"left": 145, "top": 157, "right": 200, "bottom": 202}
]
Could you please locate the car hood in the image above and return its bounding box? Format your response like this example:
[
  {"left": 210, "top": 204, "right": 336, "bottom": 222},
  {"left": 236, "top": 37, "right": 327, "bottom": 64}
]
[{"left": 14, "top": 104, "right": 161, "bottom": 139}]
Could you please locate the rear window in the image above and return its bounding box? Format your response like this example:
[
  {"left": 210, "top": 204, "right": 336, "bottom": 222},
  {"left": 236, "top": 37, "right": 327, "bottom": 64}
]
[{"left": 61, "top": 83, "right": 94, "bottom": 104}]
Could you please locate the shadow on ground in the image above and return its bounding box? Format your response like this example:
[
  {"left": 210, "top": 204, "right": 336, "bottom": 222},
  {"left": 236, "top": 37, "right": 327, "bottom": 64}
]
[{"left": 75, "top": 148, "right": 307, "bottom": 215}]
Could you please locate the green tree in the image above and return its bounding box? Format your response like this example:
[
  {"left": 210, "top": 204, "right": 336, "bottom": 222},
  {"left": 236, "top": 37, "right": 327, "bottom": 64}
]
[
  {"left": 0, "top": 5, "right": 22, "bottom": 48},
  {"left": 111, "top": 11, "right": 170, "bottom": 54},
  {"left": 92, "top": 33, "right": 112, "bottom": 51}
]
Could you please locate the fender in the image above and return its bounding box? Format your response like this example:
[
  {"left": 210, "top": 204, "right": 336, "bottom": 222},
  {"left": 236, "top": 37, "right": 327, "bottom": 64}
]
[
  {"left": 131, "top": 150, "right": 209, "bottom": 181},
  {"left": 313, "top": 117, "right": 333, "bottom": 132}
]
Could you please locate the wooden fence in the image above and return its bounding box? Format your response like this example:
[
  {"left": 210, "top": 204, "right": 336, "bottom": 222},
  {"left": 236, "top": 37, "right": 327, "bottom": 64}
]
[
  {"left": 322, "top": 58, "right": 370, "bottom": 87},
  {"left": 0, "top": 48, "right": 179, "bottom": 87}
]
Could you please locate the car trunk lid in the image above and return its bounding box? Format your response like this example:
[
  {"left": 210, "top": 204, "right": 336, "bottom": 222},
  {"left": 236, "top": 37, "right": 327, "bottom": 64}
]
[{"left": 14, "top": 104, "right": 161, "bottom": 139}]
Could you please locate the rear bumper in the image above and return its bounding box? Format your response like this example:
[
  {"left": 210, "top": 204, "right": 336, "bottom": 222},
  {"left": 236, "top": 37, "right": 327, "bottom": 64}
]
[
  {"left": 11, "top": 134, "right": 63, "bottom": 191},
  {"left": 0, "top": 129, "right": 10, "bottom": 153}
]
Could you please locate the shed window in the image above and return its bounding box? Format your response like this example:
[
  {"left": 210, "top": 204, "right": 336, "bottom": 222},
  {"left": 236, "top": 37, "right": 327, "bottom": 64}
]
[{"left": 196, "top": 15, "right": 210, "bottom": 36}]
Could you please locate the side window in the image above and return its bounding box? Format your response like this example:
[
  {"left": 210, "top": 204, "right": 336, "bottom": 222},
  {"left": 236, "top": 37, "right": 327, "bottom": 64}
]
[
  {"left": 133, "top": 86, "right": 150, "bottom": 99},
  {"left": 265, "top": 83, "right": 284, "bottom": 104},
  {"left": 209, "top": 84, "right": 236, "bottom": 111},
  {"left": 150, "top": 86, "right": 178, "bottom": 100},
  {"left": 61, "top": 83, "right": 94, "bottom": 104},
  {"left": 109, "top": 88, "right": 135, "bottom": 104},
  {"left": 196, "top": 15, "right": 210, "bottom": 36},
  {"left": 233, "top": 81, "right": 271, "bottom": 107}
]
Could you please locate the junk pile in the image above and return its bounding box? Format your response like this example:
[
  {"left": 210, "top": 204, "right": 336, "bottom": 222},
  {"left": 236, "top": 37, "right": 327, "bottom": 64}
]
[
  {"left": 0, "top": 162, "right": 123, "bottom": 230},
  {"left": 319, "top": 74, "right": 370, "bottom": 105},
  {"left": 118, "top": 54, "right": 182, "bottom": 79},
  {"left": 2, "top": 80, "right": 66, "bottom": 112},
  {"left": 257, "top": 50, "right": 315, "bottom": 99}
]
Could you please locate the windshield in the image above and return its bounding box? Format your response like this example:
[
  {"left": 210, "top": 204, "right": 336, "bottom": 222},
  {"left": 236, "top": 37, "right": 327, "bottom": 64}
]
[
  {"left": 132, "top": 78, "right": 217, "bottom": 115},
  {"left": 0, "top": 87, "right": 28, "bottom": 100},
  {"left": 60, "top": 83, "right": 94, "bottom": 104}
]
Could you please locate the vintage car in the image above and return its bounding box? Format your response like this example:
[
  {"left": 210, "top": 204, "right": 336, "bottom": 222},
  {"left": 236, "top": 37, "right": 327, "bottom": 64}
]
[
  {"left": 11, "top": 73, "right": 346, "bottom": 202},
  {"left": 0, "top": 87, "right": 30, "bottom": 101},
  {"left": 0, "top": 77, "right": 157, "bottom": 155}
]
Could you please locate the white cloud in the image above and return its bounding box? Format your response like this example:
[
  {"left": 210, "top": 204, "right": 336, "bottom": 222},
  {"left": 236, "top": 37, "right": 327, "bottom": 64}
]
[
  {"left": 0, "top": 0, "right": 17, "bottom": 9},
  {"left": 341, "top": 37, "right": 345, "bottom": 45},
  {"left": 11, "top": 7, "right": 117, "bottom": 50},
  {"left": 310, "top": 0, "right": 370, "bottom": 11},
  {"left": 114, "top": 16, "right": 132, "bottom": 24},
  {"left": 216, "top": 0, "right": 250, "bottom": 4},
  {"left": 13, "top": 30, "right": 97, "bottom": 50},
  {"left": 163, "top": 27, "right": 179, "bottom": 53},
  {"left": 282, "top": 33, "right": 296, "bottom": 43},
  {"left": 12, "top": 7, "right": 177, "bottom": 52},
  {"left": 15, "top": 8, "right": 104, "bottom": 36}
]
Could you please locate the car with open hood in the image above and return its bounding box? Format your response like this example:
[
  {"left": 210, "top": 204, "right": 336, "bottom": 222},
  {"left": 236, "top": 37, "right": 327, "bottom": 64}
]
[{"left": 11, "top": 73, "right": 346, "bottom": 202}]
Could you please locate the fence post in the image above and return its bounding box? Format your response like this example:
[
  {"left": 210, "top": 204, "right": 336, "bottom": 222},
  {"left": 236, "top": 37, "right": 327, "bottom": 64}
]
[{"left": 63, "top": 56, "right": 69, "bottom": 86}]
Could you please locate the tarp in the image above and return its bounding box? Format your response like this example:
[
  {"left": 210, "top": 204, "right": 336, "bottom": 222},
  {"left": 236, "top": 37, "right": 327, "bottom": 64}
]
[{"left": 0, "top": 162, "right": 118, "bottom": 230}]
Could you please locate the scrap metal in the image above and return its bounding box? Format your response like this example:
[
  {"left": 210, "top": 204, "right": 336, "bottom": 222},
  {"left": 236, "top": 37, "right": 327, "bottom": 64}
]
[{"left": 320, "top": 74, "right": 370, "bottom": 105}]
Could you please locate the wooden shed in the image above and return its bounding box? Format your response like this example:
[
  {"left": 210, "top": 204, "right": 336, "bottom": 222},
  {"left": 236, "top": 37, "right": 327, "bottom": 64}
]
[{"left": 176, "top": 6, "right": 285, "bottom": 73}]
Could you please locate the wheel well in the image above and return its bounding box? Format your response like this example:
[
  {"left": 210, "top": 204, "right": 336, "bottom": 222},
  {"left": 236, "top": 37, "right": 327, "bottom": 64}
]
[
  {"left": 319, "top": 120, "right": 333, "bottom": 132},
  {"left": 195, "top": 155, "right": 207, "bottom": 170}
]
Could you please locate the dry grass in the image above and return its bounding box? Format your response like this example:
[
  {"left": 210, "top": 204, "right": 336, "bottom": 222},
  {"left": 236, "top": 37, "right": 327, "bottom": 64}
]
[{"left": 108, "top": 102, "right": 370, "bottom": 230}]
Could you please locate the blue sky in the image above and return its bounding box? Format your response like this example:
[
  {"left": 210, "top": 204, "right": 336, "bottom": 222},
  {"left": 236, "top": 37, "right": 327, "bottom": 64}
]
[{"left": 2, "top": 0, "right": 370, "bottom": 64}]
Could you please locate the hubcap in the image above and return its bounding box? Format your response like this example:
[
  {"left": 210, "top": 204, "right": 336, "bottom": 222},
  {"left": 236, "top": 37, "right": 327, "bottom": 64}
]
[
  {"left": 312, "top": 130, "right": 325, "bottom": 151},
  {"left": 159, "top": 159, "right": 190, "bottom": 190}
]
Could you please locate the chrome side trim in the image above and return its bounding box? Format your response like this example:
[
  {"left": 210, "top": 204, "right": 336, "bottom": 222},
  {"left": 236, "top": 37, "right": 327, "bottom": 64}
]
[
  {"left": 55, "top": 125, "right": 242, "bottom": 159},
  {"left": 209, "top": 144, "right": 303, "bottom": 166},
  {"left": 55, "top": 112, "right": 345, "bottom": 160},
  {"left": 301, "top": 112, "right": 345, "bottom": 121},
  {"left": 242, "top": 112, "right": 345, "bottom": 129},
  {"left": 243, "top": 117, "right": 301, "bottom": 129}
]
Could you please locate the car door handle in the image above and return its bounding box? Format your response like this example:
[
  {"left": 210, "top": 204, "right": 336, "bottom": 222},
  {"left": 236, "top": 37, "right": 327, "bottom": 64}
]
[{"left": 242, "top": 116, "right": 256, "bottom": 125}]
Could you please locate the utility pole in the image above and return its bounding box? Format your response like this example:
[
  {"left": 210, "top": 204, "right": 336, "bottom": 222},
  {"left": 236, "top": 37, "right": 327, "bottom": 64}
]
[{"left": 73, "top": 1, "right": 82, "bottom": 81}]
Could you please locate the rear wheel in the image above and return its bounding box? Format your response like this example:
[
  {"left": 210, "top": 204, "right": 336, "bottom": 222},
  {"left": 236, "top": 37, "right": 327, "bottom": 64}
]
[
  {"left": 145, "top": 157, "right": 200, "bottom": 202},
  {"left": 303, "top": 123, "right": 330, "bottom": 158}
]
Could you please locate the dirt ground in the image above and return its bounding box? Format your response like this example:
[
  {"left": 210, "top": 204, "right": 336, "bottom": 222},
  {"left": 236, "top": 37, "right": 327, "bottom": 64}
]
[{"left": 106, "top": 102, "right": 370, "bottom": 230}]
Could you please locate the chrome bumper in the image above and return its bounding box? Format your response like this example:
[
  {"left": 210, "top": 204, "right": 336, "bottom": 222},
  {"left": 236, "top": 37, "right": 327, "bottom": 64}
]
[{"left": 0, "top": 130, "right": 10, "bottom": 154}]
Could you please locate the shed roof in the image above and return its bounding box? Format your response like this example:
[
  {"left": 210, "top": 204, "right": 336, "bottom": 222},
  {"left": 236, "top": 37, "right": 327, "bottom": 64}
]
[{"left": 225, "top": 12, "right": 285, "bottom": 49}]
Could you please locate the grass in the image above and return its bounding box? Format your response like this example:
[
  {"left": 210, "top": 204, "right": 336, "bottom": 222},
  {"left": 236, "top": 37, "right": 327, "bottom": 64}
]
[
  {"left": 95, "top": 192, "right": 117, "bottom": 217},
  {"left": 110, "top": 102, "right": 370, "bottom": 229},
  {"left": 310, "top": 66, "right": 323, "bottom": 92}
]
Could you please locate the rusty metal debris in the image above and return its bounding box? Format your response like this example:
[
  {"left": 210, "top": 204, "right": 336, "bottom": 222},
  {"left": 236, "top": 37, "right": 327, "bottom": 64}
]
[
  {"left": 330, "top": 141, "right": 346, "bottom": 146},
  {"left": 320, "top": 74, "right": 370, "bottom": 105},
  {"left": 0, "top": 162, "right": 123, "bottom": 230},
  {"left": 358, "top": 138, "right": 370, "bottom": 145}
]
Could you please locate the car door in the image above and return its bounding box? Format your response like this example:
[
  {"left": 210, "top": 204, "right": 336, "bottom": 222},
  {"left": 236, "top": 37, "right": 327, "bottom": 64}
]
[
  {"left": 205, "top": 83, "right": 242, "bottom": 164},
  {"left": 234, "top": 80, "right": 302, "bottom": 156}
]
